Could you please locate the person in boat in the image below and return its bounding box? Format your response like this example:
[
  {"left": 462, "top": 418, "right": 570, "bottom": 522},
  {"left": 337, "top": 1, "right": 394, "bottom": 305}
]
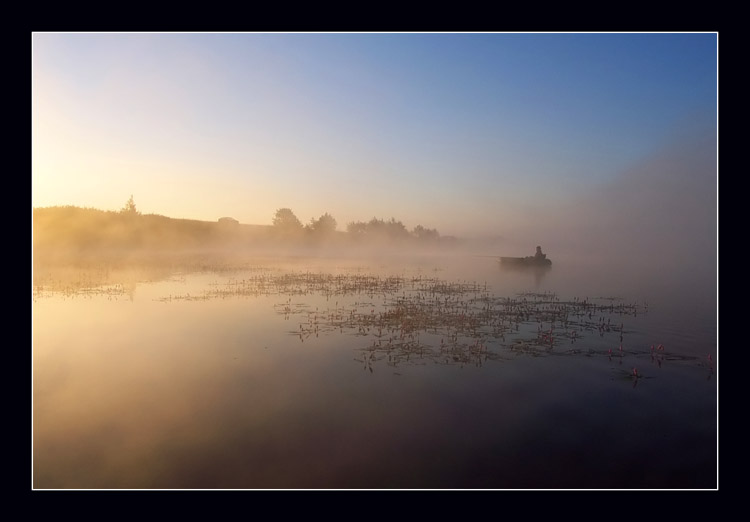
[{"left": 534, "top": 245, "right": 547, "bottom": 261}]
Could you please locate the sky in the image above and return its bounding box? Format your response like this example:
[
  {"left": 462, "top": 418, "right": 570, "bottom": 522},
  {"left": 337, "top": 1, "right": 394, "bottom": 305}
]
[{"left": 31, "top": 32, "right": 717, "bottom": 239}]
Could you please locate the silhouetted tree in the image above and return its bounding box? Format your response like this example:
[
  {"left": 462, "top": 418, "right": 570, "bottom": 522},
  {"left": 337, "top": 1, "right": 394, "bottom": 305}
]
[
  {"left": 120, "top": 195, "right": 140, "bottom": 215},
  {"left": 346, "top": 217, "right": 410, "bottom": 241},
  {"left": 347, "top": 221, "right": 368, "bottom": 236},
  {"left": 307, "top": 213, "right": 338, "bottom": 236},
  {"left": 272, "top": 208, "right": 303, "bottom": 235},
  {"left": 385, "top": 218, "right": 409, "bottom": 239},
  {"left": 413, "top": 225, "right": 439, "bottom": 241}
]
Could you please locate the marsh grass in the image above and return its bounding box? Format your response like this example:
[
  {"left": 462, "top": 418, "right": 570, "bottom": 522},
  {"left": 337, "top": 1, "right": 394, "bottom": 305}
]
[
  {"left": 153, "top": 266, "right": 696, "bottom": 375},
  {"left": 33, "top": 257, "right": 712, "bottom": 380}
]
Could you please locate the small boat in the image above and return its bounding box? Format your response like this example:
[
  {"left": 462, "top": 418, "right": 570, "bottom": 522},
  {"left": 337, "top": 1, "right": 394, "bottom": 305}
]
[
  {"left": 499, "top": 256, "right": 552, "bottom": 267},
  {"left": 499, "top": 246, "right": 552, "bottom": 268}
]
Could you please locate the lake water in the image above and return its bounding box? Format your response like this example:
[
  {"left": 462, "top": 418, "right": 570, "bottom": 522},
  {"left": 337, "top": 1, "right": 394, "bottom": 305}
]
[{"left": 32, "top": 251, "right": 717, "bottom": 489}]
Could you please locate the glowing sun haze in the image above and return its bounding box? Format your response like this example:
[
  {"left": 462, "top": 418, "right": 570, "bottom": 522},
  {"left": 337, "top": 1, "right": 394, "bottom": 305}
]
[{"left": 32, "top": 32, "right": 717, "bottom": 238}]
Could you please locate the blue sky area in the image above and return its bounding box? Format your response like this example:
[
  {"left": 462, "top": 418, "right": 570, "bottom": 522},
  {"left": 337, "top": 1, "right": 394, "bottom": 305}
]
[{"left": 32, "top": 32, "right": 717, "bottom": 237}]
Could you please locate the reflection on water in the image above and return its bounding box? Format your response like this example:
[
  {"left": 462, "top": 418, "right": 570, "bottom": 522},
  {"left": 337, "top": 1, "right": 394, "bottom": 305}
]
[
  {"left": 499, "top": 261, "right": 552, "bottom": 287},
  {"left": 32, "top": 253, "right": 717, "bottom": 489}
]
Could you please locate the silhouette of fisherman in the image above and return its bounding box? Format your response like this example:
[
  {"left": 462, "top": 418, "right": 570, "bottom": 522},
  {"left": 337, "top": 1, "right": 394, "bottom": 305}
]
[{"left": 534, "top": 245, "right": 546, "bottom": 260}]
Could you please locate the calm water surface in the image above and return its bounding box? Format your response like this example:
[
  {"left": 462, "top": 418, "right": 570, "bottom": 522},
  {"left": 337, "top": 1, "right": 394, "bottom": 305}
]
[{"left": 32, "top": 253, "right": 717, "bottom": 489}]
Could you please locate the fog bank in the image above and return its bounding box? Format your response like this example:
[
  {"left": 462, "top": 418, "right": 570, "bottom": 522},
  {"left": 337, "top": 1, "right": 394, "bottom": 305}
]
[{"left": 501, "top": 124, "right": 717, "bottom": 301}]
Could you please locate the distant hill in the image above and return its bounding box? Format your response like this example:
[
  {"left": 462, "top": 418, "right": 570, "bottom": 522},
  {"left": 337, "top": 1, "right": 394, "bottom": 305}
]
[
  {"left": 32, "top": 206, "right": 460, "bottom": 260},
  {"left": 32, "top": 206, "right": 273, "bottom": 255}
]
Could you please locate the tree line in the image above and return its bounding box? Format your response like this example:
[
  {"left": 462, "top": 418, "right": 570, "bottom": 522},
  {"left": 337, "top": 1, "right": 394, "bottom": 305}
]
[
  {"left": 272, "top": 207, "right": 441, "bottom": 243},
  {"left": 33, "top": 198, "right": 450, "bottom": 256}
]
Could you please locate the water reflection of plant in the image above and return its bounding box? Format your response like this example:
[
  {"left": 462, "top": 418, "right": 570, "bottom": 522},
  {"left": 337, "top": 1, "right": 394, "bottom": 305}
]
[
  {"left": 164, "top": 270, "right": 664, "bottom": 372},
  {"left": 35, "top": 261, "right": 712, "bottom": 379}
]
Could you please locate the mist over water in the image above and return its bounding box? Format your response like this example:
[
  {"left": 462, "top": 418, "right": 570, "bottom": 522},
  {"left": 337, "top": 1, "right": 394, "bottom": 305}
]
[
  {"left": 32, "top": 248, "right": 717, "bottom": 488},
  {"left": 32, "top": 180, "right": 718, "bottom": 488},
  {"left": 32, "top": 99, "right": 718, "bottom": 492},
  {"left": 32, "top": 32, "right": 718, "bottom": 489},
  {"left": 492, "top": 122, "right": 716, "bottom": 314}
]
